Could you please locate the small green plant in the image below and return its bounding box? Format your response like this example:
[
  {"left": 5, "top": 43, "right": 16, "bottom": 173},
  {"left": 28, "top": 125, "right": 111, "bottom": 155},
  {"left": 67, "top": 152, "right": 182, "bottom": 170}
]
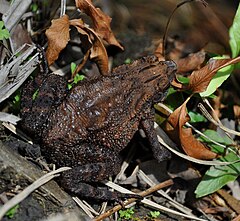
[
  {"left": 124, "top": 58, "right": 132, "bottom": 64},
  {"left": 188, "top": 111, "right": 207, "bottom": 123},
  {"left": 0, "top": 21, "right": 10, "bottom": 41},
  {"left": 67, "top": 62, "right": 85, "bottom": 89},
  {"left": 118, "top": 207, "right": 135, "bottom": 220},
  {"left": 32, "top": 88, "right": 39, "bottom": 101},
  {"left": 5, "top": 205, "right": 19, "bottom": 218},
  {"left": 148, "top": 210, "right": 160, "bottom": 219},
  {"left": 194, "top": 2, "right": 240, "bottom": 198},
  {"left": 30, "top": 3, "right": 38, "bottom": 12},
  {"left": 10, "top": 91, "right": 21, "bottom": 113},
  {"left": 195, "top": 129, "right": 240, "bottom": 198}
]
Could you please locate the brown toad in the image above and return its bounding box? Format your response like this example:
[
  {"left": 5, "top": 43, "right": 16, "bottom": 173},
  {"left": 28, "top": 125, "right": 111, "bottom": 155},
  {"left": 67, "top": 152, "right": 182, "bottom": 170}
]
[{"left": 20, "top": 55, "right": 176, "bottom": 201}]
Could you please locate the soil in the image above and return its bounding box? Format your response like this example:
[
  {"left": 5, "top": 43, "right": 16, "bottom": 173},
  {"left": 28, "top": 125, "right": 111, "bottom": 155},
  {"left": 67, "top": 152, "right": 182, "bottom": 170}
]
[{"left": 0, "top": 0, "right": 240, "bottom": 220}]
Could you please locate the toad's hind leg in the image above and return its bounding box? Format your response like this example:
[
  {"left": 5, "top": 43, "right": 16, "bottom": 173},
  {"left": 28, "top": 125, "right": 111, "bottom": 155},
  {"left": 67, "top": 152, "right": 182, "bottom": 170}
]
[{"left": 59, "top": 161, "right": 140, "bottom": 202}]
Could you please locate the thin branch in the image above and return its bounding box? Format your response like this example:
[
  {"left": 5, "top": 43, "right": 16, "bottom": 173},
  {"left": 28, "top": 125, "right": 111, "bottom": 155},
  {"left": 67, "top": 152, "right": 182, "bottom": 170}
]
[
  {"left": 93, "top": 179, "right": 173, "bottom": 221},
  {"left": 202, "top": 99, "right": 240, "bottom": 137},
  {"left": 162, "top": 0, "right": 207, "bottom": 57}
]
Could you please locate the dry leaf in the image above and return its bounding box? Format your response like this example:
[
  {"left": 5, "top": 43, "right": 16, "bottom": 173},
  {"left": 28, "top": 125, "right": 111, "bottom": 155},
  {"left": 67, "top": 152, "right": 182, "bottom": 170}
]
[
  {"left": 46, "top": 15, "right": 70, "bottom": 65},
  {"left": 177, "top": 50, "right": 206, "bottom": 73},
  {"left": 70, "top": 19, "right": 109, "bottom": 74},
  {"left": 233, "top": 105, "right": 240, "bottom": 119},
  {"left": 188, "top": 56, "right": 240, "bottom": 93},
  {"left": 170, "top": 77, "right": 184, "bottom": 89},
  {"left": 87, "top": 28, "right": 109, "bottom": 74},
  {"left": 167, "top": 98, "right": 218, "bottom": 160},
  {"left": 154, "top": 42, "right": 165, "bottom": 61},
  {"left": 75, "top": 0, "right": 123, "bottom": 50}
]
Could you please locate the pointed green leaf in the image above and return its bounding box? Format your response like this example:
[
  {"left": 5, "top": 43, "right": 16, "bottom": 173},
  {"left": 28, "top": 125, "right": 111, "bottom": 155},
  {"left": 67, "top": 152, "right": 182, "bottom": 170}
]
[
  {"left": 195, "top": 152, "right": 240, "bottom": 198},
  {"left": 229, "top": 3, "right": 240, "bottom": 58}
]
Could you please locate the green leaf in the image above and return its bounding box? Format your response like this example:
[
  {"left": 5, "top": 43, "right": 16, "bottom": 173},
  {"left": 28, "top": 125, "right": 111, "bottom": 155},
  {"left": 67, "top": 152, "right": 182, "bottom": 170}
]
[
  {"left": 5, "top": 205, "right": 19, "bottom": 218},
  {"left": 124, "top": 58, "right": 132, "bottom": 64},
  {"left": 148, "top": 211, "right": 160, "bottom": 218},
  {"left": 119, "top": 207, "right": 135, "bottom": 220},
  {"left": 71, "top": 62, "right": 77, "bottom": 74},
  {"left": 32, "top": 88, "right": 39, "bottom": 101},
  {"left": 164, "top": 87, "right": 184, "bottom": 110},
  {"left": 73, "top": 73, "right": 84, "bottom": 84},
  {"left": 14, "top": 94, "right": 21, "bottom": 103},
  {"left": 0, "top": 21, "right": 4, "bottom": 30},
  {"left": 176, "top": 75, "right": 189, "bottom": 84},
  {"left": 68, "top": 63, "right": 85, "bottom": 89},
  {"left": 189, "top": 111, "right": 207, "bottom": 123},
  {"left": 200, "top": 56, "right": 234, "bottom": 97},
  {"left": 200, "top": 129, "right": 233, "bottom": 145},
  {"left": 195, "top": 152, "right": 240, "bottom": 198},
  {"left": 0, "top": 21, "right": 10, "bottom": 41},
  {"left": 198, "top": 129, "right": 233, "bottom": 154},
  {"left": 229, "top": 3, "right": 240, "bottom": 58},
  {"left": 30, "top": 3, "right": 38, "bottom": 12}
]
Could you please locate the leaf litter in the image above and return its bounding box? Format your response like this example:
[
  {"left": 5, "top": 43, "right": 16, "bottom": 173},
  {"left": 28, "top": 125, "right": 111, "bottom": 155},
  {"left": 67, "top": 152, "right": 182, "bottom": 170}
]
[{"left": 0, "top": 0, "right": 240, "bottom": 221}]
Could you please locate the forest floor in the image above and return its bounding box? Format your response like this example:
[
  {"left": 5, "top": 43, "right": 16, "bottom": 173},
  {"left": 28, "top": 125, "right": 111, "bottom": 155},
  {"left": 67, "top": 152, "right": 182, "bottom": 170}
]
[{"left": 0, "top": 0, "right": 240, "bottom": 221}]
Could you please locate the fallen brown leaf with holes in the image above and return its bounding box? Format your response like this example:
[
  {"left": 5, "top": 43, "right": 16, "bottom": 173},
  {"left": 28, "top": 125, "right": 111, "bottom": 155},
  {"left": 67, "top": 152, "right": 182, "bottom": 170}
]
[
  {"left": 46, "top": 15, "right": 109, "bottom": 73},
  {"left": 167, "top": 98, "right": 218, "bottom": 160},
  {"left": 46, "top": 17, "right": 109, "bottom": 74},
  {"left": 45, "top": 0, "right": 123, "bottom": 73},
  {"left": 46, "top": 15, "right": 70, "bottom": 65},
  {"left": 75, "top": 0, "right": 123, "bottom": 50},
  {"left": 70, "top": 19, "right": 109, "bottom": 75}
]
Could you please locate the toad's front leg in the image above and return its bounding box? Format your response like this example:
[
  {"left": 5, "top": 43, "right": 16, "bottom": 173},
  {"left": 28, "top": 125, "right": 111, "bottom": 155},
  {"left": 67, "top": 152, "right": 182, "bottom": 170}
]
[{"left": 140, "top": 113, "right": 171, "bottom": 162}]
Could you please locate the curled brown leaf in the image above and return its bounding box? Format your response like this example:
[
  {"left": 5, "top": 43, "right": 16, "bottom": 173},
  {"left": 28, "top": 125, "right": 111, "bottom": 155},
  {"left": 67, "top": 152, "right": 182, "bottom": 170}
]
[
  {"left": 176, "top": 50, "right": 206, "bottom": 73},
  {"left": 170, "top": 77, "right": 184, "bottom": 89},
  {"left": 46, "top": 15, "right": 70, "bottom": 65},
  {"left": 188, "top": 56, "right": 240, "bottom": 93},
  {"left": 167, "top": 98, "right": 218, "bottom": 160},
  {"left": 75, "top": 0, "right": 123, "bottom": 50},
  {"left": 70, "top": 19, "right": 109, "bottom": 75}
]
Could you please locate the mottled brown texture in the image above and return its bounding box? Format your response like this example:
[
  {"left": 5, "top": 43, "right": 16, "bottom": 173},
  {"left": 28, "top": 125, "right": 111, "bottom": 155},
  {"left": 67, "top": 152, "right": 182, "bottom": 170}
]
[{"left": 20, "top": 55, "right": 176, "bottom": 201}]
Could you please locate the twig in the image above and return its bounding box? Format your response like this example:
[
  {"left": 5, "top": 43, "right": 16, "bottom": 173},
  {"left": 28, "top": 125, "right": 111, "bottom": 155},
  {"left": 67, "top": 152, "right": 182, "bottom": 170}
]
[
  {"left": 72, "top": 197, "right": 95, "bottom": 219},
  {"left": 0, "top": 167, "right": 71, "bottom": 220},
  {"left": 2, "top": 122, "right": 33, "bottom": 144},
  {"left": 202, "top": 99, "right": 240, "bottom": 136},
  {"left": 0, "top": 113, "right": 20, "bottom": 125},
  {"left": 138, "top": 169, "right": 194, "bottom": 216},
  {"left": 93, "top": 179, "right": 173, "bottom": 221},
  {"left": 162, "top": 0, "right": 207, "bottom": 57}
]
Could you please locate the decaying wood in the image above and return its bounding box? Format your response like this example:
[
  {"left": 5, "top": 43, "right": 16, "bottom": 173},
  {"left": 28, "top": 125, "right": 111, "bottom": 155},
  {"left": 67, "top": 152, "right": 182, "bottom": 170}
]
[{"left": 0, "top": 141, "right": 88, "bottom": 220}]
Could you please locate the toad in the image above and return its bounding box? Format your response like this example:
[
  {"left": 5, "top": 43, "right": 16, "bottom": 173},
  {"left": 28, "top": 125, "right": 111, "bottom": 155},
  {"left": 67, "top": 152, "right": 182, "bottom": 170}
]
[{"left": 20, "top": 55, "right": 176, "bottom": 201}]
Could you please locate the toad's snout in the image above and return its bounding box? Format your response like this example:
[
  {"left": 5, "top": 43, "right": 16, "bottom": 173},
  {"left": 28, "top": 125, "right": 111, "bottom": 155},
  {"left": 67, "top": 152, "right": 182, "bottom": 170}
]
[
  {"left": 165, "top": 60, "right": 177, "bottom": 80},
  {"left": 165, "top": 60, "right": 177, "bottom": 72}
]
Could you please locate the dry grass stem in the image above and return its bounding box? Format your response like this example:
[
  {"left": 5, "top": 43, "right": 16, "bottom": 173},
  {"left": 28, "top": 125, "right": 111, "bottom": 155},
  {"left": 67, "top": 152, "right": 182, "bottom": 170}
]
[
  {"left": 94, "top": 179, "right": 173, "bottom": 221},
  {"left": 138, "top": 169, "right": 194, "bottom": 216}
]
